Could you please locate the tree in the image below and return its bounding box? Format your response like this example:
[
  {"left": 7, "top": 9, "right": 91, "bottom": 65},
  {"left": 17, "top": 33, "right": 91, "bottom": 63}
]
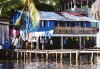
[
  {"left": 0, "top": 0, "right": 40, "bottom": 27},
  {"left": 91, "top": 0, "right": 100, "bottom": 20},
  {"left": 34, "top": 0, "right": 61, "bottom": 11},
  {"left": 0, "top": 0, "right": 40, "bottom": 49}
]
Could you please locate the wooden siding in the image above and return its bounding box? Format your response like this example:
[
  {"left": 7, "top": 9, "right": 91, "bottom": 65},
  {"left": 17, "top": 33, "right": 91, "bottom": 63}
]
[{"left": 54, "top": 27, "right": 96, "bottom": 34}]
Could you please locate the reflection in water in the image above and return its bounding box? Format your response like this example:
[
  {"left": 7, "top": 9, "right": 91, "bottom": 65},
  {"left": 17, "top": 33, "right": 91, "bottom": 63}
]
[{"left": 1, "top": 54, "right": 100, "bottom": 69}]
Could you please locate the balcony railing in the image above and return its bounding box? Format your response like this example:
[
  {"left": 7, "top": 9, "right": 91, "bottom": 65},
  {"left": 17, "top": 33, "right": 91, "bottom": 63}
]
[{"left": 54, "top": 27, "right": 97, "bottom": 34}]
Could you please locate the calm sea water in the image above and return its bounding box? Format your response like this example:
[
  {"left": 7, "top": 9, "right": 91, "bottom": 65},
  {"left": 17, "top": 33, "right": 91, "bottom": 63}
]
[{"left": 0, "top": 54, "right": 100, "bottom": 69}]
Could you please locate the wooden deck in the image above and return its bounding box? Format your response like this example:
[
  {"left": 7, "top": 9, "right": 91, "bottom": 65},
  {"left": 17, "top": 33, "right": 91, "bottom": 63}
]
[
  {"left": 0, "top": 49, "right": 100, "bottom": 64},
  {"left": 13, "top": 49, "right": 100, "bottom": 54}
]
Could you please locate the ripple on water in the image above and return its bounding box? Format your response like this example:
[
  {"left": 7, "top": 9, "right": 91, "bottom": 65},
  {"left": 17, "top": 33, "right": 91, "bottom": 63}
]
[{"left": 0, "top": 54, "right": 100, "bottom": 69}]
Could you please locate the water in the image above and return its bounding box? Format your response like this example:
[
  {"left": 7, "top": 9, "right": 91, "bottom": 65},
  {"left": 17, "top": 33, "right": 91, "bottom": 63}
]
[{"left": 0, "top": 54, "right": 100, "bottom": 69}]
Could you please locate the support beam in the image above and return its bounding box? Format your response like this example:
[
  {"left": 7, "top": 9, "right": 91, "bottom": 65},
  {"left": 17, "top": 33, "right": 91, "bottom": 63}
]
[
  {"left": 64, "top": 2, "right": 66, "bottom": 10},
  {"left": 71, "top": 1, "right": 72, "bottom": 9},
  {"left": 91, "top": 52, "right": 93, "bottom": 64},
  {"left": 79, "top": 36, "right": 82, "bottom": 49},
  {"left": 61, "top": 36, "right": 63, "bottom": 50},
  {"left": 36, "top": 36, "right": 39, "bottom": 50},
  {"left": 81, "top": 0, "right": 82, "bottom": 8},
  {"left": 68, "top": 2, "right": 70, "bottom": 9},
  {"left": 76, "top": 50, "right": 79, "bottom": 65},
  {"left": 83, "top": 37, "right": 85, "bottom": 48}
]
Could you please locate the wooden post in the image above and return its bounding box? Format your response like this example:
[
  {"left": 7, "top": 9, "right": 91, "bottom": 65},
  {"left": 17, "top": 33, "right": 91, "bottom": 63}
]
[
  {"left": 31, "top": 40, "right": 33, "bottom": 50},
  {"left": 36, "top": 36, "right": 39, "bottom": 50},
  {"left": 70, "top": 50, "right": 72, "bottom": 61},
  {"left": 6, "top": 50, "right": 8, "bottom": 57},
  {"left": 68, "top": 2, "right": 69, "bottom": 9},
  {"left": 61, "top": 36, "right": 63, "bottom": 50},
  {"left": 12, "top": 50, "right": 13, "bottom": 58},
  {"left": 56, "top": 53, "right": 57, "bottom": 68},
  {"left": 91, "top": 52, "right": 93, "bottom": 64},
  {"left": 83, "top": 37, "right": 85, "bottom": 48},
  {"left": 24, "top": 52, "right": 25, "bottom": 61},
  {"left": 42, "top": 44, "right": 44, "bottom": 50},
  {"left": 70, "top": 50, "right": 72, "bottom": 66},
  {"left": 17, "top": 52, "right": 18, "bottom": 59},
  {"left": 21, "top": 52, "right": 22, "bottom": 59},
  {"left": 42, "top": 53, "right": 44, "bottom": 61},
  {"left": 76, "top": 50, "right": 79, "bottom": 65},
  {"left": 35, "top": 53, "right": 37, "bottom": 60},
  {"left": 56, "top": 53, "right": 57, "bottom": 62},
  {"left": 60, "top": 53, "right": 63, "bottom": 61},
  {"left": 71, "top": 1, "right": 72, "bottom": 9},
  {"left": 81, "top": 0, "right": 82, "bottom": 8},
  {"left": 64, "top": 2, "right": 66, "bottom": 10},
  {"left": 26, "top": 52, "right": 27, "bottom": 60},
  {"left": 30, "top": 53, "right": 31, "bottom": 59},
  {"left": 46, "top": 51, "right": 48, "bottom": 60},
  {"left": 79, "top": 36, "right": 82, "bottom": 49}
]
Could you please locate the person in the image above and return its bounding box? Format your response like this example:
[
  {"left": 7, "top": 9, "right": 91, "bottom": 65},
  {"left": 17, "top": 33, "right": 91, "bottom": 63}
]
[{"left": 13, "top": 36, "right": 19, "bottom": 49}]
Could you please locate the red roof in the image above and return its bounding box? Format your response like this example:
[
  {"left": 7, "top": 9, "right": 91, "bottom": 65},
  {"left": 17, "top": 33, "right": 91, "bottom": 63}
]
[
  {"left": 65, "top": 12, "right": 83, "bottom": 16},
  {"left": 58, "top": 12, "right": 83, "bottom": 17}
]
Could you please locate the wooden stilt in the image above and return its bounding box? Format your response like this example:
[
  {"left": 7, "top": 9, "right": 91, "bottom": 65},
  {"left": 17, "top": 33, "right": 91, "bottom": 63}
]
[
  {"left": 12, "top": 51, "right": 13, "bottom": 58},
  {"left": 79, "top": 36, "right": 82, "bottom": 49},
  {"left": 70, "top": 50, "right": 72, "bottom": 61},
  {"left": 76, "top": 50, "right": 79, "bottom": 65},
  {"left": 6, "top": 50, "right": 8, "bottom": 57},
  {"left": 25, "top": 52, "right": 27, "bottom": 60},
  {"left": 61, "top": 36, "right": 63, "bottom": 50},
  {"left": 91, "top": 52, "right": 93, "bottom": 64},
  {"left": 17, "top": 52, "right": 18, "bottom": 59},
  {"left": 42, "top": 44, "right": 44, "bottom": 50},
  {"left": 21, "top": 52, "right": 22, "bottom": 59},
  {"left": 56, "top": 53, "right": 57, "bottom": 61},
  {"left": 56, "top": 53, "right": 57, "bottom": 68},
  {"left": 70, "top": 50, "right": 72, "bottom": 66},
  {"left": 30, "top": 53, "right": 31, "bottom": 59},
  {"left": 24, "top": 52, "right": 25, "bottom": 61},
  {"left": 36, "top": 37, "right": 39, "bottom": 50},
  {"left": 60, "top": 53, "right": 63, "bottom": 61},
  {"left": 46, "top": 51, "right": 48, "bottom": 60}
]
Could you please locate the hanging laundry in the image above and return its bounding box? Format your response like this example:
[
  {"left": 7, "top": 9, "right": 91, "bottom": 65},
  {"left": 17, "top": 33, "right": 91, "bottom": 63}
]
[{"left": 50, "top": 40, "right": 53, "bottom": 45}]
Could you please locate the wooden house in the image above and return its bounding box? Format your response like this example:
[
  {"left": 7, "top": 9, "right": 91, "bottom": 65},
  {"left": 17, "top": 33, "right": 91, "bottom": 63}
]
[
  {"left": 0, "top": 20, "right": 9, "bottom": 49},
  {"left": 11, "top": 11, "right": 99, "bottom": 49}
]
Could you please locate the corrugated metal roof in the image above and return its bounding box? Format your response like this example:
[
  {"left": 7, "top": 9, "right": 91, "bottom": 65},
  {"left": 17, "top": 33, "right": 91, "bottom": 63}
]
[
  {"left": 58, "top": 12, "right": 99, "bottom": 22},
  {"left": 40, "top": 11, "right": 64, "bottom": 20},
  {"left": 18, "top": 10, "right": 64, "bottom": 21}
]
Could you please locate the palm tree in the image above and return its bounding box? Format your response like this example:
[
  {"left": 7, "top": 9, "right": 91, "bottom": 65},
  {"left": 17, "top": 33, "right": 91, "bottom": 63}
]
[
  {"left": 34, "top": 0, "right": 61, "bottom": 11},
  {"left": 0, "top": 0, "right": 40, "bottom": 49},
  {"left": 0, "top": 0, "right": 61, "bottom": 49},
  {"left": 0, "top": 0, "right": 40, "bottom": 27}
]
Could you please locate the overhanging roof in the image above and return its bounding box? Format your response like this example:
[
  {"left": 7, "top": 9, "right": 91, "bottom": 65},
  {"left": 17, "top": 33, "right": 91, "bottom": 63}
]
[{"left": 58, "top": 12, "right": 100, "bottom": 22}]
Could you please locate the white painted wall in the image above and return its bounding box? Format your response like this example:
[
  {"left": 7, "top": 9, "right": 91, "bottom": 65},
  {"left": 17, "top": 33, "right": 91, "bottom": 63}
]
[{"left": 96, "top": 22, "right": 100, "bottom": 48}]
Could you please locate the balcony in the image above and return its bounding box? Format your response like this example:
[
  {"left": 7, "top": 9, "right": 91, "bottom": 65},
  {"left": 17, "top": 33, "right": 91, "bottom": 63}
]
[{"left": 54, "top": 27, "right": 97, "bottom": 34}]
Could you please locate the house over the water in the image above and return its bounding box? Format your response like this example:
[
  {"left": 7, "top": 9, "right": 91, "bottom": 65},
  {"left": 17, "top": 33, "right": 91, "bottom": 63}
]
[
  {"left": 0, "top": 20, "right": 9, "bottom": 49},
  {"left": 11, "top": 10, "right": 99, "bottom": 49}
]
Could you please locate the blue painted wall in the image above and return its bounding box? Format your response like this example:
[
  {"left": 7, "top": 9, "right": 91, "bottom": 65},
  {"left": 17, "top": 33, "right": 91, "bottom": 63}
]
[
  {"left": 12, "top": 11, "right": 92, "bottom": 34},
  {"left": 12, "top": 11, "right": 55, "bottom": 33}
]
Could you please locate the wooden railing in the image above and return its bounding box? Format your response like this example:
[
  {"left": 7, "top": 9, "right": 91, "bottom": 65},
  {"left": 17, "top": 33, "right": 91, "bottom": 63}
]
[{"left": 54, "top": 27, "right": 97, "bottom": 34}]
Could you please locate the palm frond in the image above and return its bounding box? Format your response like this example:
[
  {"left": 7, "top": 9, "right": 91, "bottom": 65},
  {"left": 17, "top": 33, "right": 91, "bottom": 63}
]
[
  {"left": 0, "top": 5, "right": 3, "bottom": 15},
  {"left": 15, "top": 7, "right": 25, "bottom": 26},
  {"left": 30, "top": 2, "right": 40, "bottom": 28}
]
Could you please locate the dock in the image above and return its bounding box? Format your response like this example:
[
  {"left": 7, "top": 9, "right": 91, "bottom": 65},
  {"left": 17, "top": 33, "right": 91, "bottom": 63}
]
[{"left": 0, "top": 49, "right": 100, "bottom": 64}]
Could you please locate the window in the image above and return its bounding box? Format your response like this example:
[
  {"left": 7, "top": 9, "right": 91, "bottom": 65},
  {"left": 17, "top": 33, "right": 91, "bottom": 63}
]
[
  {"left": 54, "top": 21, "right": 59, "bottom": 27},
  {"left": 59, "top": 22, "right": 64, "bottom": 27},
  {"left": 40, "top": 21, "right": 46, "bottom": 27}
]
